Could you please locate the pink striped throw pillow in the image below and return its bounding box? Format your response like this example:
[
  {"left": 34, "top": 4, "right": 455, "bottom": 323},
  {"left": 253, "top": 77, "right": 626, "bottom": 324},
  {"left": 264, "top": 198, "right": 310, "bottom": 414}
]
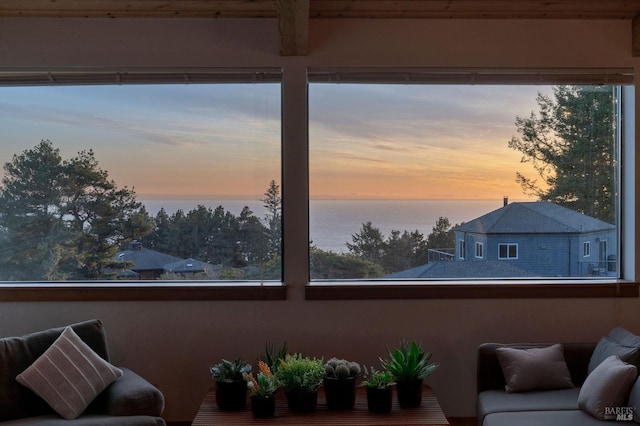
[{"left": 16, "top": 326, "right": 123, "bottom": 419}]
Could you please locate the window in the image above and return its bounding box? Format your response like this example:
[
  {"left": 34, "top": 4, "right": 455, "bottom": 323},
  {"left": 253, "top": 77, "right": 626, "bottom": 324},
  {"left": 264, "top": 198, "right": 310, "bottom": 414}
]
[
  {"left": 308, "top": 71, "right": 629, "bottom": 282},
  {"left": 584, "top": 241, "right": 591, "bottom": 257},
  {"left": 0, "top": 70, "right": 282, "bottom": 283},
  {"left": 499, "top": 244, "right": 518, "bottom": 260},
  {"left": 459, "top": 240, "right": 466, "bottom": 260}
]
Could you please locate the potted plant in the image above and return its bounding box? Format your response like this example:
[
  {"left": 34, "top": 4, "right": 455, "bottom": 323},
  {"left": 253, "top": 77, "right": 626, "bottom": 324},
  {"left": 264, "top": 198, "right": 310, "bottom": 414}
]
[
  {"left": 210, "top": 358, "right": 251, "bottom": 411},
  {"left": 244, "top": 361, "right": 279, "bottom": 417},
  {"left": 380, "top": 341, "right": 438, "bottom": 408},
  {"left": 323, "top": 357, "right": 361, "bottom": 410},
  {"left": 275, "top": 354, "right": 324, "bottom": 413},
  {"left": 361, "top": 366, "right": 395, "bottom": 414}
]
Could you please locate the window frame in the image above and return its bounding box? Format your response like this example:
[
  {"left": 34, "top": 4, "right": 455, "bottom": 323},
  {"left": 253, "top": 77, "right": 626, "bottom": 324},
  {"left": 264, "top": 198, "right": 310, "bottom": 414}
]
[
  {"left": 0, "top": 68, "right": 287, "bottom": 301},
  {"left": 475, "top": 242, "right": 484, "bottom": 259},
  {"left": 498, "top": 243, "right": 518, "bottom": 260},
  {"left": 0, "top": 67, "right": 636, "bottom": 301},
  {"left": 305, "top": 68, "right": 637, "bottom": 300},
  {"left": 584, "top": 241, "right": 591, "bottom": 257}
]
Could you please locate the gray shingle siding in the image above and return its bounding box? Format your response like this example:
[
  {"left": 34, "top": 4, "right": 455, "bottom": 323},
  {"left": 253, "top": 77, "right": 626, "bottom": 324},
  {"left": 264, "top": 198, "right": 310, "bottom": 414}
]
[{"left": 453, "top": 202, "right": 616, "bottom": 277}]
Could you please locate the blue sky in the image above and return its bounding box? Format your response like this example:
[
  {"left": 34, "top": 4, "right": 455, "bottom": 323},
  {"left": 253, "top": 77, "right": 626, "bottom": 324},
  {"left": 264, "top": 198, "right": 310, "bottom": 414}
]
[{"left": 0, "top": 82, "right": 552, "bottom": 201}]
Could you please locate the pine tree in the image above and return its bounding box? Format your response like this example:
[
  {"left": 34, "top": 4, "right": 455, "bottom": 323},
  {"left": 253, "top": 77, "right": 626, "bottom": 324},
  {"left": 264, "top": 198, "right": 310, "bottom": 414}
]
[{"left": 508, "top": 85, "right": 615, "bottom": 223}]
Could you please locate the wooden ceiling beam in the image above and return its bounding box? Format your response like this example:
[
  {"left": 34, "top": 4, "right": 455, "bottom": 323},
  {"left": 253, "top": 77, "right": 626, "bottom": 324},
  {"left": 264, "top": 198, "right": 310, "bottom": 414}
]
[{"left": 276, "top": 0, "right": 310, "bottom": 56}]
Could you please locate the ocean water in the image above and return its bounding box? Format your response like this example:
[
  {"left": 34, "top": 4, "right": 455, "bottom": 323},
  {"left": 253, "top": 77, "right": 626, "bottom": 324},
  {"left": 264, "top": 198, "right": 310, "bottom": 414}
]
[{"left": 141, "top": 199, "right": 505, "bottom": 253}]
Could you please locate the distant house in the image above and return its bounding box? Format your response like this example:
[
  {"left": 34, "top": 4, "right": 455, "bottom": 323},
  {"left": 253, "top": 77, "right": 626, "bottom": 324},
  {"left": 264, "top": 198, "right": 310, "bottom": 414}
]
[
  {"left": 453, "top": 201, "right": 616, "bottom": 277},
  {"left": 115, "top": 241, "right": 184, "bottom": 280}
]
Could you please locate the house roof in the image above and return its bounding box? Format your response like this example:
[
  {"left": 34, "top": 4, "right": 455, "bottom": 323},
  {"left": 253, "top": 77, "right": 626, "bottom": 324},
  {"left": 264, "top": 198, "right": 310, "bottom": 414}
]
[
  {"left": 163, "top": 258, "right": 208, "bottom": 274},
  {"left": 454, "top": 202, "right": 614, "bottom": 235},
  {"left": 386, "top": 260, "right": 538, "bottom": 279},
  {"left": 115, "top": 247, "right": 183, "bottom": 272}
]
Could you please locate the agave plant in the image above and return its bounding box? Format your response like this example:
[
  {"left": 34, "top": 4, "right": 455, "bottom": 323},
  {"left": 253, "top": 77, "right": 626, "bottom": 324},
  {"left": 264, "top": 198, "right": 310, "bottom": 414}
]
[{"left": 380, "top": 340, "right": 438, "bottom": 381}]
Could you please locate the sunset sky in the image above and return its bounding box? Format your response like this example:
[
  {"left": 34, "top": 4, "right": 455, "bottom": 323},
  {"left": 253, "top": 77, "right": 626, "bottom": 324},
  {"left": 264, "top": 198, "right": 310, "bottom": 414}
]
[{"left": 0, "top": 82, "right": 551, "bottom": 201}]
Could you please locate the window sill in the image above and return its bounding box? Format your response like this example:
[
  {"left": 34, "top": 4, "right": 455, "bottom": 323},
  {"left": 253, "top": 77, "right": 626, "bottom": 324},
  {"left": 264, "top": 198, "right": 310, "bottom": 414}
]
[
  {"left": 0, "top": 282, "right": 287, "bottom": 301},
  {"left": 305, "top": 280, "right": 639, "bottom": 300}
]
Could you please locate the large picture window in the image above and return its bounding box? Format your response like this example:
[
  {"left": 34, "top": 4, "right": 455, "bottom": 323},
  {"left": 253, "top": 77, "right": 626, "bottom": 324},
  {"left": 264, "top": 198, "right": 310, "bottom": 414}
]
[
  {"left": 0, "top": 71, "right": 282, "bottom": 283},
  {"left": 309, "top": 73, "right": 626, "bottom": 281}
]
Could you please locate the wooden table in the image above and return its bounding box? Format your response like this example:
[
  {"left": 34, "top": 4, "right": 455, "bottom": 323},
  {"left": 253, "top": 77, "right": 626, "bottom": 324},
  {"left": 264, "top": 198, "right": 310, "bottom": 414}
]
[{"left": 192, "top": 386, "right": 449, "bottom": 425}]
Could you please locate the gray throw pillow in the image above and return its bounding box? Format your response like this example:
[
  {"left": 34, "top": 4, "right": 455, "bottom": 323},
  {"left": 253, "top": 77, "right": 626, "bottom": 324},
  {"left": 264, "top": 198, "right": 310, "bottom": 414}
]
[
  {"left": 609, "top": 327, "right": 640, "bottom": 348},
  {"left": 579, "top": 355, "right": 637, "bottom": 420},
  {"left": 496, "top": 344, "right": 574, "bottom": 393},
  {"left": 628, "top": 376, "right": 640, "bottom": 424},
  {"left": 589, "top": 337, "right": 639, "bottom": 374}
]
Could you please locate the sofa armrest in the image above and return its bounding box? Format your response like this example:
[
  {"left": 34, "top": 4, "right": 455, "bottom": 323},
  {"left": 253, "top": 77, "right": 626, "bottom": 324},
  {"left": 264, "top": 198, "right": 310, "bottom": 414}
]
[{"left": 98, "top": 368, "right": 165, "bottom": 417}]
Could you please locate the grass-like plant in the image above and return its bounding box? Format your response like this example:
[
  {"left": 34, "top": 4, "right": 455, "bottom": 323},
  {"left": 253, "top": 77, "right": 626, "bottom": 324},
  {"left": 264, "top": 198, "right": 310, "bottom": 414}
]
[
  {"left": 275, "top": 354, "right": 324, "bottom": 393},
  {"left": 380, "top": 341, "right": 438, "bottom": 381}
]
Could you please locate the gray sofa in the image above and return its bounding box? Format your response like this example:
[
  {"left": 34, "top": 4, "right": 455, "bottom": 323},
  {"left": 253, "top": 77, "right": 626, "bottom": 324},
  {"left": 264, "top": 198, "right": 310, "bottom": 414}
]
[
  {"left": 0, "top": 319, "right": 165, "bottom": 425},
  {"left": 477, "top": 332, "right": 640, "bottom": 426}
]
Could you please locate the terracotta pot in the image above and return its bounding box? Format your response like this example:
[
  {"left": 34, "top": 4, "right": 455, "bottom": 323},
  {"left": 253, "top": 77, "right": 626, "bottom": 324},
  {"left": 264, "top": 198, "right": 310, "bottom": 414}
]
[{"left": 215, "top": 380, "right": 247, "bottom": 411}]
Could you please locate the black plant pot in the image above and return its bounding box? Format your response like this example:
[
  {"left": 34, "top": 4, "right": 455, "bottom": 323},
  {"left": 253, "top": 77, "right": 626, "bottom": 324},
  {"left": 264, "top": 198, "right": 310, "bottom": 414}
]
[
  {"left": 215, "top": 380, "right": 247, "bottom": 411},
  {"left": 285, "top": 390, "right": 318, "bottom": 413},
  {"left": 324, "top": 377, "right": 356, "bottom": 410},
  {"left": 396, "top": 379, "right": 423, "bottom": 408},
  {"left": 366, "top": 386, "right": 393, "bottom": 414},
  {"left": 251, "top": 395, "right": 276, "bottom": 418}
]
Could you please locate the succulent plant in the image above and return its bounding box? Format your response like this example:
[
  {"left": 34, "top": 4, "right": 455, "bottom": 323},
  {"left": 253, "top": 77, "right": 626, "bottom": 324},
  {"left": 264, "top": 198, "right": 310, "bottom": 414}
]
[
  {"left": 361, "top": 365, "right": 395, "bottom": 389},
  {"left": 323, "top": 357, "right": 361, "bottom": 379},
  {"left": 211, "top": 358, "right": 252, "bottom": 383},
  {"left": 380, "top": 340, "right": 438, "bottom": 381}
]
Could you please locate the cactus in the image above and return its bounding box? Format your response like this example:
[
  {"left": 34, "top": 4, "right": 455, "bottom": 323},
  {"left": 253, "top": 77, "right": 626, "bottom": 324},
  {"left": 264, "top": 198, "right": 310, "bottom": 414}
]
[{"left": 323, "top": 357, "right": 361, "bottom": 379}]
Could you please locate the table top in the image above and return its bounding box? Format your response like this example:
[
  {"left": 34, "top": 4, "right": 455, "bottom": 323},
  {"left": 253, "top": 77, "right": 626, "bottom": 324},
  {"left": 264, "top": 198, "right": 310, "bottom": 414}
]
[{"left": 192, "top": 386, "right": 449, "bottom": 425}]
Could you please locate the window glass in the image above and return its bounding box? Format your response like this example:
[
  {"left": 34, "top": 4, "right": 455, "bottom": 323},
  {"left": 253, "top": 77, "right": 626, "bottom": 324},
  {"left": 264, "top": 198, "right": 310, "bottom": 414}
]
[
  {"left": 0, "top": 81, "right": 281, "bottom": 282},
  {"left": 475, "top": 243, "right": 484, "bottom": 259},
  {"left": 309, "top": 83, "right": 620, "bottom": 280}
]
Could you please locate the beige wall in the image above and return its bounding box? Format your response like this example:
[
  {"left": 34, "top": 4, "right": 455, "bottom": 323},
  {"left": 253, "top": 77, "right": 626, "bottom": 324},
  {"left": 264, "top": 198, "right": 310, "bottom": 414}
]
[{"left": 0, "top": 18, "right": 638, "bottom": 421}]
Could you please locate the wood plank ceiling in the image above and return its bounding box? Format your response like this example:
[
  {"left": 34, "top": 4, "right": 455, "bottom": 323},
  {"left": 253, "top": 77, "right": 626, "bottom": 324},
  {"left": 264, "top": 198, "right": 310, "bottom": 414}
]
[{"left": 0, "top": 1, "right": 639, "bottom": 56}]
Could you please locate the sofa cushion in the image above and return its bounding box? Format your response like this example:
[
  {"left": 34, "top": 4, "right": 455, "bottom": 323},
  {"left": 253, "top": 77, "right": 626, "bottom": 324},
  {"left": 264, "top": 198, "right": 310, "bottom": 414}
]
[
  {"left": 16, "top": 327, "right": 123, "bottom": 420},
  {"left": 0, "top": 414, "right": 166, "bottom": 425},
  {"left": 0, "top": 320, "right": 109, "bottom": 422},
  {"left": 609, "top": 327, "right": 640, "bottom": 348},
  {"left": 477, "top": 388, "right": 580, "bottom": 423},
  {"left": 628, "top": 376, "right": 640, "bottom": 424},
  {"left": 496, "top": 344, "right": 574, "bottom": 393},
  {"left": 578, "top": 355, "right": 637, "bottom": 420},
  {"left": 588, "top": 337, "right": 639, "bottom": 374},
  {"left": 483, "top": 410, "right": 626, "bottom": 426}
]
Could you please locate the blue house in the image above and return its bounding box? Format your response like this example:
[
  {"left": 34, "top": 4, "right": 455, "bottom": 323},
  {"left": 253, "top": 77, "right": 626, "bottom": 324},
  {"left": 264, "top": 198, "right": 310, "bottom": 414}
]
[{"left": 453, "top": 201, "right": 616, "bottom": 277}]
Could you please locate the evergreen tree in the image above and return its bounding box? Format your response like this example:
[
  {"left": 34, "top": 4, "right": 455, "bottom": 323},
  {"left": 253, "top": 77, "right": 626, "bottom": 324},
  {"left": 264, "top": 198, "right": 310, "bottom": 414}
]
[
  {"left": 426, "top": 217, "right": 456, "bottom": 250},
  {"left": 346, "top": 222, "right": 385, "bottom": 265},
  {"left": 261, "top": 180, "right": 282, "bottom": 260},
  {"left": 508, "top": 85, "right": 615, "bottom": 223},
  {"left": 0, "top": 140, "right": 147, "bottom": 280}
]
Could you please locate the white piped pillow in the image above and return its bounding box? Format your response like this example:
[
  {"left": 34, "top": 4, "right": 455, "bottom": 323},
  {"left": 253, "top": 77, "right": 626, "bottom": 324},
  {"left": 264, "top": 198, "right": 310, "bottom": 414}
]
[{"left": 16, "top": 326, "right": 123, "bottom": 419}]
